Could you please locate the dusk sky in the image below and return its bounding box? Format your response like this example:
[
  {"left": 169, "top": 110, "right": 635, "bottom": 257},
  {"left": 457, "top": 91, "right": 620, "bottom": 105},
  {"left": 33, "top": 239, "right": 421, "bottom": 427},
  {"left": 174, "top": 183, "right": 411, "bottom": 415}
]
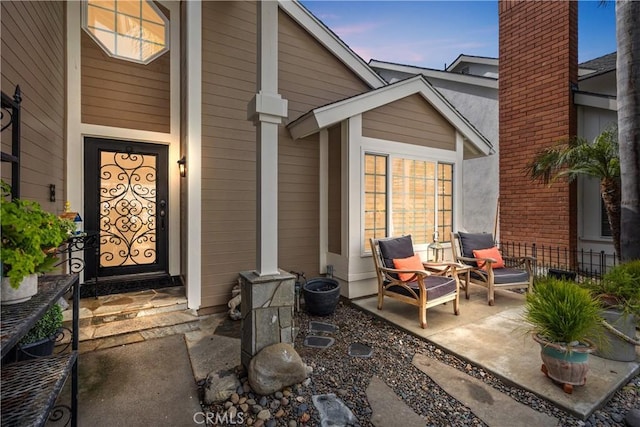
[{"left": 299, "top": 1, "right": 617, "bottom": 70}]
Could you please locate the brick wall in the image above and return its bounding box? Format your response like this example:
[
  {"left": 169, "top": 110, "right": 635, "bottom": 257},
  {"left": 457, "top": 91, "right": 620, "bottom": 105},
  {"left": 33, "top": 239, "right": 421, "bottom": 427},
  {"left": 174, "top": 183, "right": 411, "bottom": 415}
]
[{"left": 498, "top": 0, "right": 578, "bottom": 249}]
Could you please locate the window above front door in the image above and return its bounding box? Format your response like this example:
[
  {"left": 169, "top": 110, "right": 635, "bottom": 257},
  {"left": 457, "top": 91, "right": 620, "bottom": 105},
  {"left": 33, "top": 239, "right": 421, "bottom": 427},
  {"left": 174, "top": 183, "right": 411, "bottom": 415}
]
[{"left": 82, "top": 0, "right": 169, "bottom": 64}]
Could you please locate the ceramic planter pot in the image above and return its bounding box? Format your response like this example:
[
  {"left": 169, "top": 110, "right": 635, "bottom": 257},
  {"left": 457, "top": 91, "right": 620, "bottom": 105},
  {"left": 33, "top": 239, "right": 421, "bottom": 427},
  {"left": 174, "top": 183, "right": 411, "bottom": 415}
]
[
  {"left": 1, "top": 273, "right": 38, "bottom": 305},
  {"left": 596, "top": 310, "right": 637, "bottom": 362},
  {"left": 303, "top": 278, "right": 340, "bottom": 316},
  {"left": 533, "top": 334, "right": 596, "bottom": 394}
]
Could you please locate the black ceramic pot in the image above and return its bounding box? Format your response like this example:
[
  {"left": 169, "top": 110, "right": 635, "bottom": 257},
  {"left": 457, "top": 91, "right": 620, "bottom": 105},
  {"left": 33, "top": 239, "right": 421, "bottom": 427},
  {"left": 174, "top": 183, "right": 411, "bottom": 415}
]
[{"left": 303, "top": 278, "right": 340, "bottom": 316}]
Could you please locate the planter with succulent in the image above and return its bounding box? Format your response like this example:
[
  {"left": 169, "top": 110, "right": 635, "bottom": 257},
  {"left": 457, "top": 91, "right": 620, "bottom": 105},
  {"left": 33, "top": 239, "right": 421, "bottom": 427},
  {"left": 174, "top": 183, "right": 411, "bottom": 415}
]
[
  {"left": 580, "top": 260, "right": 640, "bottom": 362},
  {"left": 523, "top": 276, "right": 605, "bottom": 394},
  {"left": 1, "top": 181, "right": 75, "bottom": 304}
]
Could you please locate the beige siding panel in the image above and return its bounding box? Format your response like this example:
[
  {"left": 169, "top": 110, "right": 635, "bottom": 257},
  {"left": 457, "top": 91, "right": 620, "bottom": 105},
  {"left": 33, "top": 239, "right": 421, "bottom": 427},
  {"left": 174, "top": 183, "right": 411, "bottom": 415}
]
[
  {"left": 362, "top": 94, "right": 456, "bottom": 150},
  {"left": 81, "top": 13, "right": 171, "bottom": 134},
  {"left": 327, "top": 125, "right": 342, "bottom": 254},
  {"left": 199, "top": 2, "right": 371, "bottom": 308},
  {"left": 1, "top": 1, "right": 66, "bottom": 210}
]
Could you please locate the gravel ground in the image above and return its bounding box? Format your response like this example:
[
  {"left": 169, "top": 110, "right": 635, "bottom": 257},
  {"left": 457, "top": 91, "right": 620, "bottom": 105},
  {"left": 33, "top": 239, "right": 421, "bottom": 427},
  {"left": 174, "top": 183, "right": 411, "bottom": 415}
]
[{"left": 200, "top": 301, "right": 640, "bottom": 427}]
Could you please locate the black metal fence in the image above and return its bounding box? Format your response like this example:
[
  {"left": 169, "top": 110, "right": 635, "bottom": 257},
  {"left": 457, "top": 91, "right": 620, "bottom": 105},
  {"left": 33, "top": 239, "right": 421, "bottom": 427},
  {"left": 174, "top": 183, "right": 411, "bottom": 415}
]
[{"left": 498, "top": 241, "right": 618, "bottom": 283}]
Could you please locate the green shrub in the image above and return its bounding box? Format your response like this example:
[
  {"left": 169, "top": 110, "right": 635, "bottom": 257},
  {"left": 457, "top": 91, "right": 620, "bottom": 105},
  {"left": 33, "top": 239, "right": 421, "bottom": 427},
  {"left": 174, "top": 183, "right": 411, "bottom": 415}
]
[
  {"left": 524, "top": 277, "right": 604, "bottom": 346},
  {"left": 580, "top": 260, "right": 640, "bottom": 317},
  {"left": 1, "top": 181, "right": 75, "bottom": 288},
  {"left": 20, "top": 303, "right": 63, "bottom": 345}
]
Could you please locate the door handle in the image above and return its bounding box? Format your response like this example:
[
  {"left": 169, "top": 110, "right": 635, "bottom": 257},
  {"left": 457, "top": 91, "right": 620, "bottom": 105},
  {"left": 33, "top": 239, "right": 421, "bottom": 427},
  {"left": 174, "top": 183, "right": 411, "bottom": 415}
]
[{"left": 159, "top": 199, "right": 166, "bottom": 230}]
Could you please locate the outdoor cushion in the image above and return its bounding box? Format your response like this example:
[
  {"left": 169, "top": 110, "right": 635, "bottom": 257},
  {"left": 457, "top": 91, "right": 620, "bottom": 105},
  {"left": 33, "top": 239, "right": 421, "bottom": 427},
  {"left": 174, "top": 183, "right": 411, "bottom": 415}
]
[
  {"left": 388, "top": 276, "right": 456, "bottom": 300},
  {"left": 473, "top": 246, "right": 505, "bottom": 270},
  {"left": 473, "top": 267, "right": 529, "bottom": 284},
  {"left": 378, "top": 235, "right": 414, "bottom": 270},
  {"left": 393, "top": 254, "right": 424, "bottom": 281},
  {"left": 458, "top": 232, "right": 495, "bottom": 266}
]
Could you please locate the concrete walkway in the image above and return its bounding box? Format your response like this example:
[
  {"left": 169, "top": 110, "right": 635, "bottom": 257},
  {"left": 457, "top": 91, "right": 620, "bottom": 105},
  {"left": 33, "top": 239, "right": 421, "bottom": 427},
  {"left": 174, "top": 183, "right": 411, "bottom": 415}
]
[
  {"left": 352, "top": 283, "right": 640, "bottom": 420},
  {"left": 51, "top": 284, "right": 638, "bottom": 426}
]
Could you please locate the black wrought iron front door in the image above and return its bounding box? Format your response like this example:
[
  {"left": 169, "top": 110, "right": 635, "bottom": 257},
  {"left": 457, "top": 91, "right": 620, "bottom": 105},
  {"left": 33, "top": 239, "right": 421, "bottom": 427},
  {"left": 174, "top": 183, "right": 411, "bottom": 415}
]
[{"left": 84, "top": 138, "right": 169, "bottom": 280}]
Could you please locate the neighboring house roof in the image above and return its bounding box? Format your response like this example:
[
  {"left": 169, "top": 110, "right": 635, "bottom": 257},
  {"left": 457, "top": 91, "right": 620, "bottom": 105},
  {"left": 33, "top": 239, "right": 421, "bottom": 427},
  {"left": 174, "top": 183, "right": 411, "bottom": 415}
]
[
  {"left": 369, "top": 59, "right": 498, "bottom": 89},
  {"left": 287, "top": 75, "right": 494, "bottom": 156},
  {"left": 445, "top": 54, "right": 498, "bottom": 72},
  {"left": 278, "top": 0, "right": 386, "bottom": 89},
  {"left": 579, "top": 52, "right": 616, "bottom": 74}
]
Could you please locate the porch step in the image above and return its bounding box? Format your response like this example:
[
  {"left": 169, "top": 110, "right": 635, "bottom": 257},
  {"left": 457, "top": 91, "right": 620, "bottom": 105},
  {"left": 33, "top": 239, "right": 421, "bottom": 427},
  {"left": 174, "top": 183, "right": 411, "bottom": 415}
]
[{"left": 59, "top": 286, "right": 203, "bottom": 353}]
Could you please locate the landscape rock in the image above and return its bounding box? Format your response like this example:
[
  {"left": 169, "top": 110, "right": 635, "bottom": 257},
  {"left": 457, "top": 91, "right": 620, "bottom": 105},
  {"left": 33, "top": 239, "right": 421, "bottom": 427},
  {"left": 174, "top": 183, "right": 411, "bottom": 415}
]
[
  {"left": 312, "top": 394, "right": 358, "bottom": 426},
  {"left": 204, "top": 370, "right": 242, "bottom": 404},
  {"left": 248, "top": 343, "right": 312, "bottom": 395},
  {"left": 626, "top": 408, "right": 640, "bottom": 427}
]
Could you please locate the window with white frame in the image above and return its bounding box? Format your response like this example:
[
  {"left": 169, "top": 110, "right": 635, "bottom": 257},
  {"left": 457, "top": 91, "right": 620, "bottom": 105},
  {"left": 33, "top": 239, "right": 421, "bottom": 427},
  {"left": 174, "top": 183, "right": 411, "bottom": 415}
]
[
  {"left": 363, "top": 153, "right": 453, "bottom": 251},
  {"left": 82, "top": 0, "right": 169, "bottom": 65}
]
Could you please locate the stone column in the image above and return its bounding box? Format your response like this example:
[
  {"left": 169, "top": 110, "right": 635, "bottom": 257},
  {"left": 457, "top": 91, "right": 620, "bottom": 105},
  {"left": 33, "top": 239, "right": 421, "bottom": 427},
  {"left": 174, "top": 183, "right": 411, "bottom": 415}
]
[{"left": 240, "top": 270, "right": 295, "bottom": 370}]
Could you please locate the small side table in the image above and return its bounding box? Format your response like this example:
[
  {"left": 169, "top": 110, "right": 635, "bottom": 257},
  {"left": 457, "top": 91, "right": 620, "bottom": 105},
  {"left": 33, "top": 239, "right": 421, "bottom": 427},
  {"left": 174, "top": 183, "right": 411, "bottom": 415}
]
[{"left": 423, "top": 262, "right": 473, "bottom": 300}]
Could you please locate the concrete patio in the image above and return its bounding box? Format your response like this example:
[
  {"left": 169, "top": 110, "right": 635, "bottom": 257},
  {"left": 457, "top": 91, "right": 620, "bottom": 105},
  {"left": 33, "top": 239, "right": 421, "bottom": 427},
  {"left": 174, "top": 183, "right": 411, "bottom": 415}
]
[{"left": 351, "top": 283, "right": 640, "bottom": 420}]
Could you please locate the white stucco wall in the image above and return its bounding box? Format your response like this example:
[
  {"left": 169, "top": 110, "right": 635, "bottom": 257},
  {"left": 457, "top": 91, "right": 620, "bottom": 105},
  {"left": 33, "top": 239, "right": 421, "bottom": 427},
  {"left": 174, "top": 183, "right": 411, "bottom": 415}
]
[{"left": 430, "top": 80, "right": 498, "bottom": 234}]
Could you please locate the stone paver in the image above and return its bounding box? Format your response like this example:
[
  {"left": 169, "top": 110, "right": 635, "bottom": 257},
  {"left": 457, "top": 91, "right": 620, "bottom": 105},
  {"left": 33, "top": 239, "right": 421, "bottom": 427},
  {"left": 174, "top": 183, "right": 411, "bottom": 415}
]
[
  {"left": 413, "top": 353, "right": 559, "bottom": 427},
  {"left": 366, "top": 376, "right": 425, "bottom": 427}
]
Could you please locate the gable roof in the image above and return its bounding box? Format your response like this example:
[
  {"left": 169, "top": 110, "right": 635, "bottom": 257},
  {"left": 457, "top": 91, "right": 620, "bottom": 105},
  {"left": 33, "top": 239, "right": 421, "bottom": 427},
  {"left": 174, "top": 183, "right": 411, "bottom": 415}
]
[
  {"left": 278, "top": 0, "right": 386, "bottom": 89},
  {"left": 287, "top": 75, "right": 494, "bottom": 157},
  {"left": 369, "top": 59, "right": 498, "bottom": 89}
]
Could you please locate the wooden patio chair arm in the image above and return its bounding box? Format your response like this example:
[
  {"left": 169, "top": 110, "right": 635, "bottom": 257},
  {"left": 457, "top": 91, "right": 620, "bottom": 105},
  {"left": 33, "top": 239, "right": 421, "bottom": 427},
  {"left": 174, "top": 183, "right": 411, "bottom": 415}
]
[
  {"left": 455, "top": 255, "right": 478, "bottom": 265},
  {"left": 422, "top": 262, "right": 458, "bottom": 276},
  {"left": 379, "top": 266, "right": 429, "bottom": 285}
]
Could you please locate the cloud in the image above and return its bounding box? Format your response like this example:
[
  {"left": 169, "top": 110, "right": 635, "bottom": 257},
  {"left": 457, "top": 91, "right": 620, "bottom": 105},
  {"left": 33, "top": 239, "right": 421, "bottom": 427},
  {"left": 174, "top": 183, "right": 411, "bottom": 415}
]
[{"left": 332, "top": 21, "right": 381, "bottom": 36}]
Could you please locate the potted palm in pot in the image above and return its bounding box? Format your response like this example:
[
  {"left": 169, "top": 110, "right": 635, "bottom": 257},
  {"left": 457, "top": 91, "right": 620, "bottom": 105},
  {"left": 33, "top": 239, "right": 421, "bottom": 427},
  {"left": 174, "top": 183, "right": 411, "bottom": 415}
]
[
  {"left": 523, "top": 276, "right": 605, "bottom": 394},
  {"left": 1, "top": 181, "right": 75, "bottom": 304}
]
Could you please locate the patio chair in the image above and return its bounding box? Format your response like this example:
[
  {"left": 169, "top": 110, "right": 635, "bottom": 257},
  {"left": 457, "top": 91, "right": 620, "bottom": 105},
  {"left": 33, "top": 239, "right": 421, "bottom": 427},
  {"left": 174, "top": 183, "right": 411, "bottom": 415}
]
[
  {"left": 370, "top": 236, "right": 460, "bottom": 328},
  {"left": 450, "top": 232, "right": 534, "bottom": 306}
]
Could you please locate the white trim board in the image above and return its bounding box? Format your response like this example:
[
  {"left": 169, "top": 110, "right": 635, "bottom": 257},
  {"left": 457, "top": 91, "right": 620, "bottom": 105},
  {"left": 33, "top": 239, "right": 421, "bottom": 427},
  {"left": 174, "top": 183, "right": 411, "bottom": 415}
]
[{"left": 287, "top": 75, "right": 494, "bottom": 156}]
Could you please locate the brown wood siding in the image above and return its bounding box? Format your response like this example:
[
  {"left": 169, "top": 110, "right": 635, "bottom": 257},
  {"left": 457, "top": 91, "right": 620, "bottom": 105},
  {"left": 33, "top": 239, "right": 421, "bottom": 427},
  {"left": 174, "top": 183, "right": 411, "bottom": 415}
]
[
  {"left": 1, "top": 1, "right": 66, "bottom": 211},
  {"left": 80, "top": 5, "right": 170, "bottom": 133},
  {"left": 327, "top": 125, "right": 342, "bottom": 254},
  {"left": 199, "top": 1, "right": 369, "bottom": 308},
  {"left": 362, "top": 94, "right": 456, "bottom": 150},
  {"left": 200, "top": 0, "right": 256, "bottom": 309},
  {"left": 278, "top": 9, "right": 368, "bottom": 282}
]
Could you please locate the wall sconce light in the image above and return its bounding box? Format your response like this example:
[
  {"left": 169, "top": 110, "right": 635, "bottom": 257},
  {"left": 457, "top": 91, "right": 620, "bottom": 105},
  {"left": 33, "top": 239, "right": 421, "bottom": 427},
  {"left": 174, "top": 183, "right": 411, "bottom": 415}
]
[{"left": 177, "top": 156, "right": 187, "bottom": 177}]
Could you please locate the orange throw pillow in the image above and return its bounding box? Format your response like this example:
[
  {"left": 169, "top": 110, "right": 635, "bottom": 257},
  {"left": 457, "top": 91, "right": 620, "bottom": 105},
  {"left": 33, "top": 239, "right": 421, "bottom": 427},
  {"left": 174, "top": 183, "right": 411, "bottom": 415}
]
[
  {"left": 473, "top": 246, "right": 504, "bottom": 270},
  {"left": 393, "top": 254, "right": 424, "bottom": 281}
]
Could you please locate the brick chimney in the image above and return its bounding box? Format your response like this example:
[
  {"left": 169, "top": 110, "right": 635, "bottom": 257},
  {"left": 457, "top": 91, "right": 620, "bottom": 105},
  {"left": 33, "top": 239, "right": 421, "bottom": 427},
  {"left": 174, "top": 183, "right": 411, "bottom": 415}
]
[{"left": 498, "top": 0, "right": 578, "bottom": 250}]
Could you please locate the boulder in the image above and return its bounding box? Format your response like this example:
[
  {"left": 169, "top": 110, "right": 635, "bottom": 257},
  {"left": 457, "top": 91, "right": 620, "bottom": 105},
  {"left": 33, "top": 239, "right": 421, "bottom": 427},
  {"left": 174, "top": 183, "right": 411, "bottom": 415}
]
[
  {"left": 204, "top": 369, "right": 241, "bottom": 404},
  {"left": 248, "top": 343, "right": 312, "bottom": 395}
]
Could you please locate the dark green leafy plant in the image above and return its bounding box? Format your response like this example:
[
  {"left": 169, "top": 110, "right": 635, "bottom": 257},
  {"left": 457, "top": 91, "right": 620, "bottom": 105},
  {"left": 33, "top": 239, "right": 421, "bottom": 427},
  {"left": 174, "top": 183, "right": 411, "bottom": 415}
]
[
  {"left": 1, "top": 181, "right": 75, "bottom": 289},
  {"left": 581, "top": 260, "right": 640, "bottom": 317},
  {"left": 523, "top": 277, "right": 605, "bottom": 346},
  {"left": 20, "top": 303, "right": 63, "bottom": 345}
]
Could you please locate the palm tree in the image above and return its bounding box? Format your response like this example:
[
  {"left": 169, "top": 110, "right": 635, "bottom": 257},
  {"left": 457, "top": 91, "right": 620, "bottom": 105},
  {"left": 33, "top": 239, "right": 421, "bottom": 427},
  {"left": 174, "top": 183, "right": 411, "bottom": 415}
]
[
  {"left": 616, "top": 0, "right": 640, "bottom": 262},
  {"left": 526, "top": 126, "right": 621, "bottom": 257}
]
